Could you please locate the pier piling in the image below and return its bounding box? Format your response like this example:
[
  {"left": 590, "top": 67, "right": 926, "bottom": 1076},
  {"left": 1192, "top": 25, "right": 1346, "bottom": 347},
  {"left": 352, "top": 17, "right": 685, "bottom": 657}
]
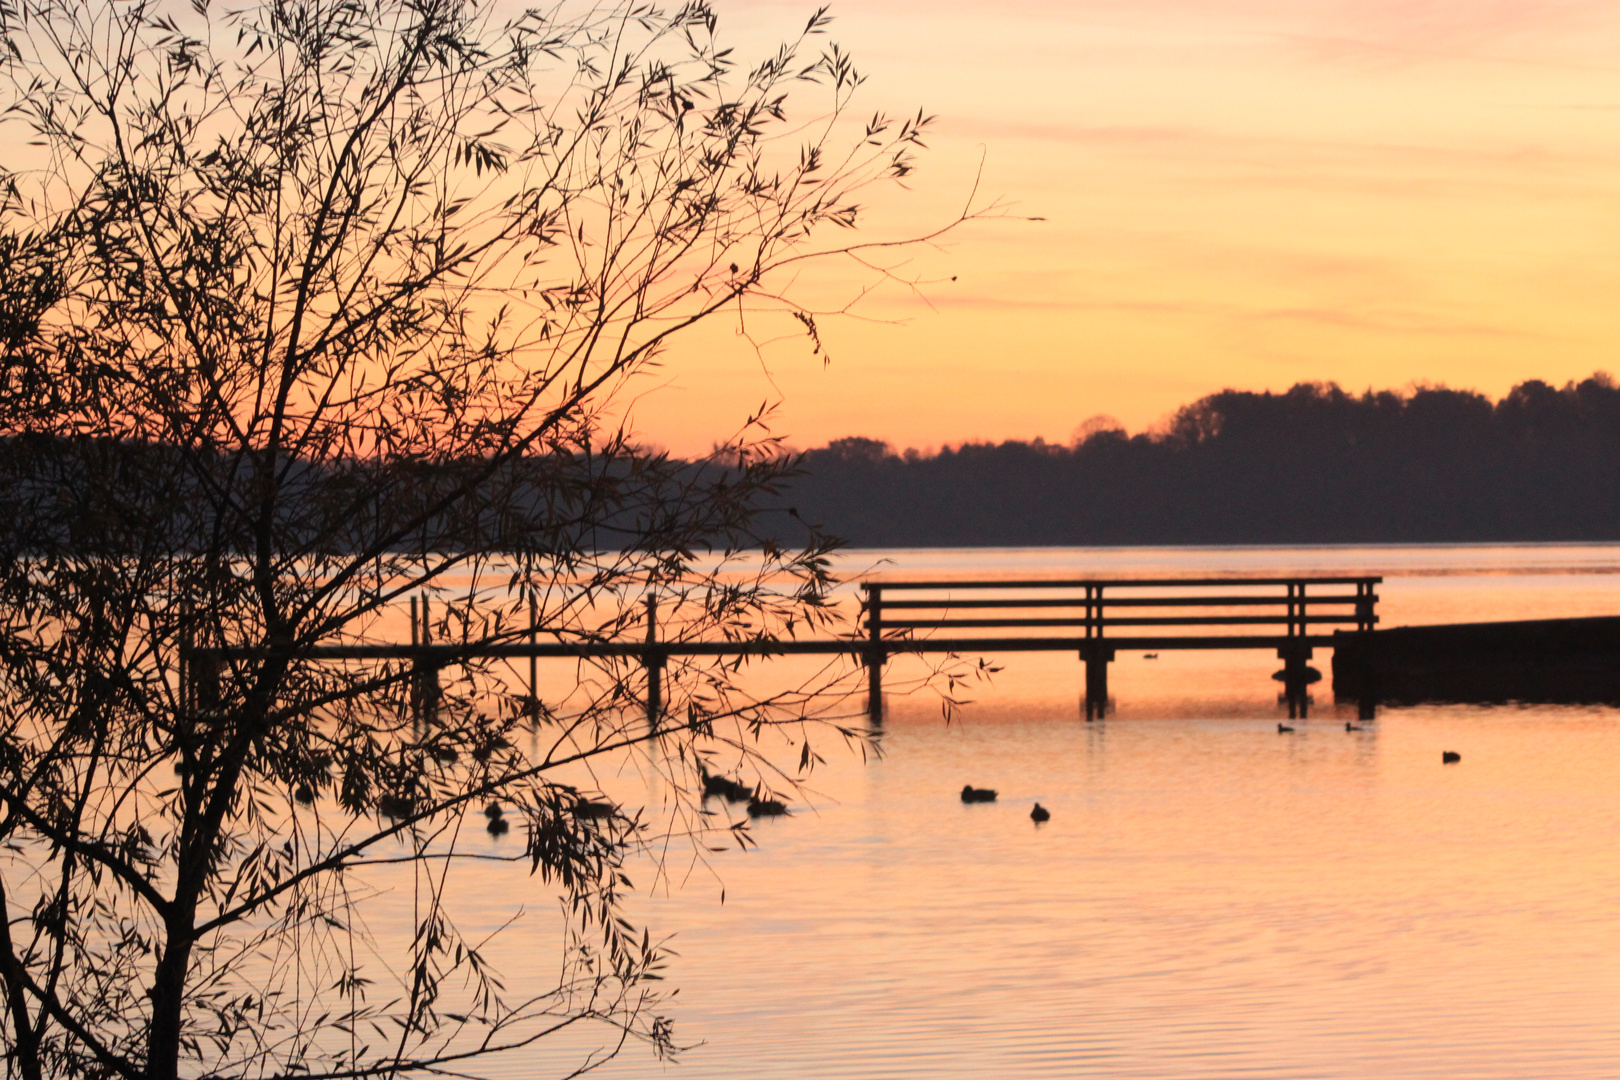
[
  {"left": 645, "top": 595, "right": 663, "bottom": 727},
  {"left": 1081, "top": 642, "right": 1114, "bottom": 719},
  {"left": 865, "top": 584, "right": 885, "bottom": 726}
]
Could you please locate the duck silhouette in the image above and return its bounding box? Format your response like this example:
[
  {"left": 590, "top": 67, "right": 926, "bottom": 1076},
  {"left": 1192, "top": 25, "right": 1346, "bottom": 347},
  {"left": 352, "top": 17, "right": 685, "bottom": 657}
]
[
  {"left": 1030, "top": 802, "right": 1050, "bottom": 823},
  {"left": 747, "top": 796, "right": 789, "bottom": 818},
  {"left": 960, "top": 785, "right": 998, "bottom": 803},
  {"left": 1345, "top": 722, "right": 1363, "bottom": 731},
  {"left": 1442, "top": 751, "right": 1461, "bottom": 764},
  {"left": 1277, "top": 723, "right": 1295, "bottom": 733},
  {"left": 701, "top": 771, "right": 754, "bottom": 802}
]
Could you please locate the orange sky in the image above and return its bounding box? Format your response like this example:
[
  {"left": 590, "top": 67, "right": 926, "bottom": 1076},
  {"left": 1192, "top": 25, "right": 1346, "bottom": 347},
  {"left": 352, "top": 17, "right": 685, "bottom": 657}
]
[{"left": 630, "top": 0, "right": 1620, "bottom": 455}]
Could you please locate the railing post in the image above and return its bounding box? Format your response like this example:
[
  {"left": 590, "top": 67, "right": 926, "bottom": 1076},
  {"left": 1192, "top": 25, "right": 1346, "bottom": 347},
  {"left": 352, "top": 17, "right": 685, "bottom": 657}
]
[
  {"left": 527, "top": 590, "right": 539, "bottom": 723},
  {"left": 411, "top": 595, "right": 438, "bottom": 730},
  {"left": 864, "top": 584, "right": 884, "bottom": 726},
  {"left": 645, "top": 594, "right": 663, "bottom": 727},
  {"left": 1355, "top": 578, "right": 1378, "bottom": 719},
  {"left": 1082, "top": 585, "right": 1110, "bottom": 719}
]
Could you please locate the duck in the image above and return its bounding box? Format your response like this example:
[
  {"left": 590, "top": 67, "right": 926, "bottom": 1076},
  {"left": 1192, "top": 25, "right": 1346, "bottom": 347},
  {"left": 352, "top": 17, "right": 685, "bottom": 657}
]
[
  {"left": 1277, "top": 723, "right": 1295, "bottom": 734},
  {"left": 1345, "top": 722, "right": 1363, "bottom": 732},
  {"left": 377, "top": 793, "right": 416, "bottom": 819},
  {"left": 1143, "top": 653, "right": 1159, "bottom": 660},
  {"left": 1442, "top": 751, "right": 1461, "bottom": 764},
  {"left": 701, "top": 771, "right": 754, "bottom": 802},
  {"left": 1030, "top": 802, "right": 1050, "bottom": 823},
  {"left": 960, "top": 785, "right": 998, "bottom": 803},
  {"left": 486, "top": 816, "right": 509, "bottom": 837},
  {"left": 746, "top": 796, "right": 789, "bottom": 818}
]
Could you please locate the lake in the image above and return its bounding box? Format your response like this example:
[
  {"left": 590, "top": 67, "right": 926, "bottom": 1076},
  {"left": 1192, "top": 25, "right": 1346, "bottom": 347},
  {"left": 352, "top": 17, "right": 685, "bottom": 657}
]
[{"left": 499, "top": 544, "right": 1620, "bottom": 1078}]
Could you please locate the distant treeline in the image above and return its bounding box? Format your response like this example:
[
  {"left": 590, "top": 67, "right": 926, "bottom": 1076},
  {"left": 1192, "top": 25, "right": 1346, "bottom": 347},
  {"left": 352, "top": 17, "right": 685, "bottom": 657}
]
[{"left": 780, "top": 376, "right": 1620, "bottom": 546}]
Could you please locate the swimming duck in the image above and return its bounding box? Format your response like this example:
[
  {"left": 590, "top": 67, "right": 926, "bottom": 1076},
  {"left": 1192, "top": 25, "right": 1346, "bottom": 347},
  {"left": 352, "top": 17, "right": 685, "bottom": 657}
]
[
  {"left": 1345, "top": 722, "right": 1363, "bottom": 732},
  {"left": 960, "top": 785, "right": 998, "bottom": 803},
  {"left": 746, "top": 796, "right": 789, "bottom": 818},
  {"left": 1030, "top": 802, "right": 1050, "bottom": 823},
  {"left": 1442, "top": 751, "right": 1461, "bottom": 764},
  {"left": 702, "top": 772, "right": 754, "bottom": 802},
  {"left": 1277, "top": 723, "right": 1295, "bottom": 733},
  {"left": 377, "top": 793, "right": 416, "bottom": 819}
]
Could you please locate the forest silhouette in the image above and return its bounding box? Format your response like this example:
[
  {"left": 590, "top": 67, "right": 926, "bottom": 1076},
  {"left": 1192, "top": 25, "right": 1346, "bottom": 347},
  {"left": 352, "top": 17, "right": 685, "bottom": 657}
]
[{"left": 782, "top": 375, "right": 1620, "bottom": 546}]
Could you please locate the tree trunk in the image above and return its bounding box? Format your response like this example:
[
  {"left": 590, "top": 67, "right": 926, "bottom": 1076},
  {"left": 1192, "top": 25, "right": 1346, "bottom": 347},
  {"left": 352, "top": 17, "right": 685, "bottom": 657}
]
[{"left": 0, "top": 878, "right": 44, "bottom": 1080}]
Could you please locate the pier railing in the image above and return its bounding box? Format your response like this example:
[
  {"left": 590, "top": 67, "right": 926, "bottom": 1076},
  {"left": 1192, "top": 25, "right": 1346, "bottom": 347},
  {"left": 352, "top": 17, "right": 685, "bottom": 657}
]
[{"left": 863, "top": 576, "right": 1380, "bottom": 641}]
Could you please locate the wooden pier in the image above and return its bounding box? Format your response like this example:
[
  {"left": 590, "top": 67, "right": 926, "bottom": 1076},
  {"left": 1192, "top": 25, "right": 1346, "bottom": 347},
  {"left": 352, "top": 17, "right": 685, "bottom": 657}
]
[
  {"left": 186, "top": 575, "right": 1382, "bottom": 724},
  {"left": 860, "top": 577, "right": 1380, "bottom": 720}
]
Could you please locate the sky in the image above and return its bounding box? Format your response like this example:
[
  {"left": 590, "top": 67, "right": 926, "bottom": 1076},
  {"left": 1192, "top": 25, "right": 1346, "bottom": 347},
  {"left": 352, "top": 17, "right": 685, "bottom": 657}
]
[{"left": 628, "top": 0, "right": 1620, "bottom": 455}]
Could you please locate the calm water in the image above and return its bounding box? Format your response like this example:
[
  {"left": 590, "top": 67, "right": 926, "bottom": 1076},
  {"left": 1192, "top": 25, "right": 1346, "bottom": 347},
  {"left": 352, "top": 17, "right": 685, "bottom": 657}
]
[{"left": 488, "top": 544, "right": 1620, "bottom": 1078}]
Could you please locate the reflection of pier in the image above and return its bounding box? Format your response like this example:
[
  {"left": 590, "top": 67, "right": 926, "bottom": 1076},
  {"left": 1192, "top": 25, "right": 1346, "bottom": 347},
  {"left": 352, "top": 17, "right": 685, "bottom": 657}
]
[{"left": 186, "top": 576, "right": 1384, "bottom": 725}]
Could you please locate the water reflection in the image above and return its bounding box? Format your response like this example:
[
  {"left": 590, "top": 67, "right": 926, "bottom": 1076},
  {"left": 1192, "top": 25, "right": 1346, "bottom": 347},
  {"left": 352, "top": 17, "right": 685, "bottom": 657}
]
[{"left": 504, "top": 545, "right": 1620, "bottom": 1079}]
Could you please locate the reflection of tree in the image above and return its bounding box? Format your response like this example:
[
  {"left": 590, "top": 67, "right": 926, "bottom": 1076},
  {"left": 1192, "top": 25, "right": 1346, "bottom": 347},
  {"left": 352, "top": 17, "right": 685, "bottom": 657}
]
[{"left": 0, "top": 0, "right": 964, "bottom": 1075}]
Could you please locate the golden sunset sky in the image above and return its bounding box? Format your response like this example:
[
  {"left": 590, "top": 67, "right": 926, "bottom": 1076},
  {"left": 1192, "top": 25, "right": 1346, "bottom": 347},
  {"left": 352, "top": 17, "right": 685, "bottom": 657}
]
[{"left": 632, "top": 0, "right": 1620, "bottom": 455}]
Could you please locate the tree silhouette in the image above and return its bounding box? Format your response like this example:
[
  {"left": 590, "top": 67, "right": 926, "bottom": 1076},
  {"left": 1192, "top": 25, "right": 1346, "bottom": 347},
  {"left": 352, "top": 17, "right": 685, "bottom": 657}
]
[
  {"left": 0, "top": 0, "right": 953, "bottom": 1075},
  {"left": 786, "top": 376, "right": 1620, "bottom": 546}
]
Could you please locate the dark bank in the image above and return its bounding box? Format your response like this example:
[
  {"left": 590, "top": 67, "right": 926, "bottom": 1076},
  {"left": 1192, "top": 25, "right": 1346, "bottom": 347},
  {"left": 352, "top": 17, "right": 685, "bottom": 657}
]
[{"left": 779, "top": 375, "right": 1620, "bottom": 547}]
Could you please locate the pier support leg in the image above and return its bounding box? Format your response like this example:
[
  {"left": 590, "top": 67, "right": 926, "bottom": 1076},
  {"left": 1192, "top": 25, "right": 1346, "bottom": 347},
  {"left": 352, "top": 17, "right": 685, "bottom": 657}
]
[
  {"left": 1279, "top": 645, "right": 1313, "bottom": 720},
  {"left": 190, "top": 652, "right": 220, "bottom": 718},
  {"left": 645, "top": 654, "right": 664, "bottom": 728},
  {"left": 411, "top": 662, "right": 439, "bottom": 731},
  {"left": 1081, "top": 644, "right": 1115, "bottom": 720},
  {"left": 866, "top": 650, "right": 885, "bottom": 727},
  {"left": 1353, "top": 635, "right": 1378, "bottom": 721}
]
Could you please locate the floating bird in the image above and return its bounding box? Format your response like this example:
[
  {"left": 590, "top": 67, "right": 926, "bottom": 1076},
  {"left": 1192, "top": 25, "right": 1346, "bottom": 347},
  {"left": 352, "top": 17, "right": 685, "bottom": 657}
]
[
  {"left": 746, "top": 796, "right": 788, "bottom": 818},
  {"left": 572, "top": 800, "right": 615, "bottom": 819},
  {"left": 960, "top": 785, "right": 998, "bottom": 803},
  {"left": 1277, "top": 723, "right": 1295, "bottom": 733},
  {"left": 1143, "top": 653, "right": 1159, "bottom": 660},
  {"left": 294, "top": 784, "right": 315, "bottom": 806},
  {"left": 377, "top": 793, "right": 415, "bottom": 819},
  {"left": 1442, "top": 751, "right": 1461, "bottom": 764},
  {"left": 1345, "top": 722, "right": 1363, "bottom": 732},
  {"left": 1030, "top": 802, "right": 1050, "bottom": 823},
  {"left": 486, "top": 816, "right": 509, "bottom": 837},
  {"left": 701, "top": 771, "right": 754, "bottom": 802},
  {"left": 483, "top": 802, "right": 503, "bottom": 820}
]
